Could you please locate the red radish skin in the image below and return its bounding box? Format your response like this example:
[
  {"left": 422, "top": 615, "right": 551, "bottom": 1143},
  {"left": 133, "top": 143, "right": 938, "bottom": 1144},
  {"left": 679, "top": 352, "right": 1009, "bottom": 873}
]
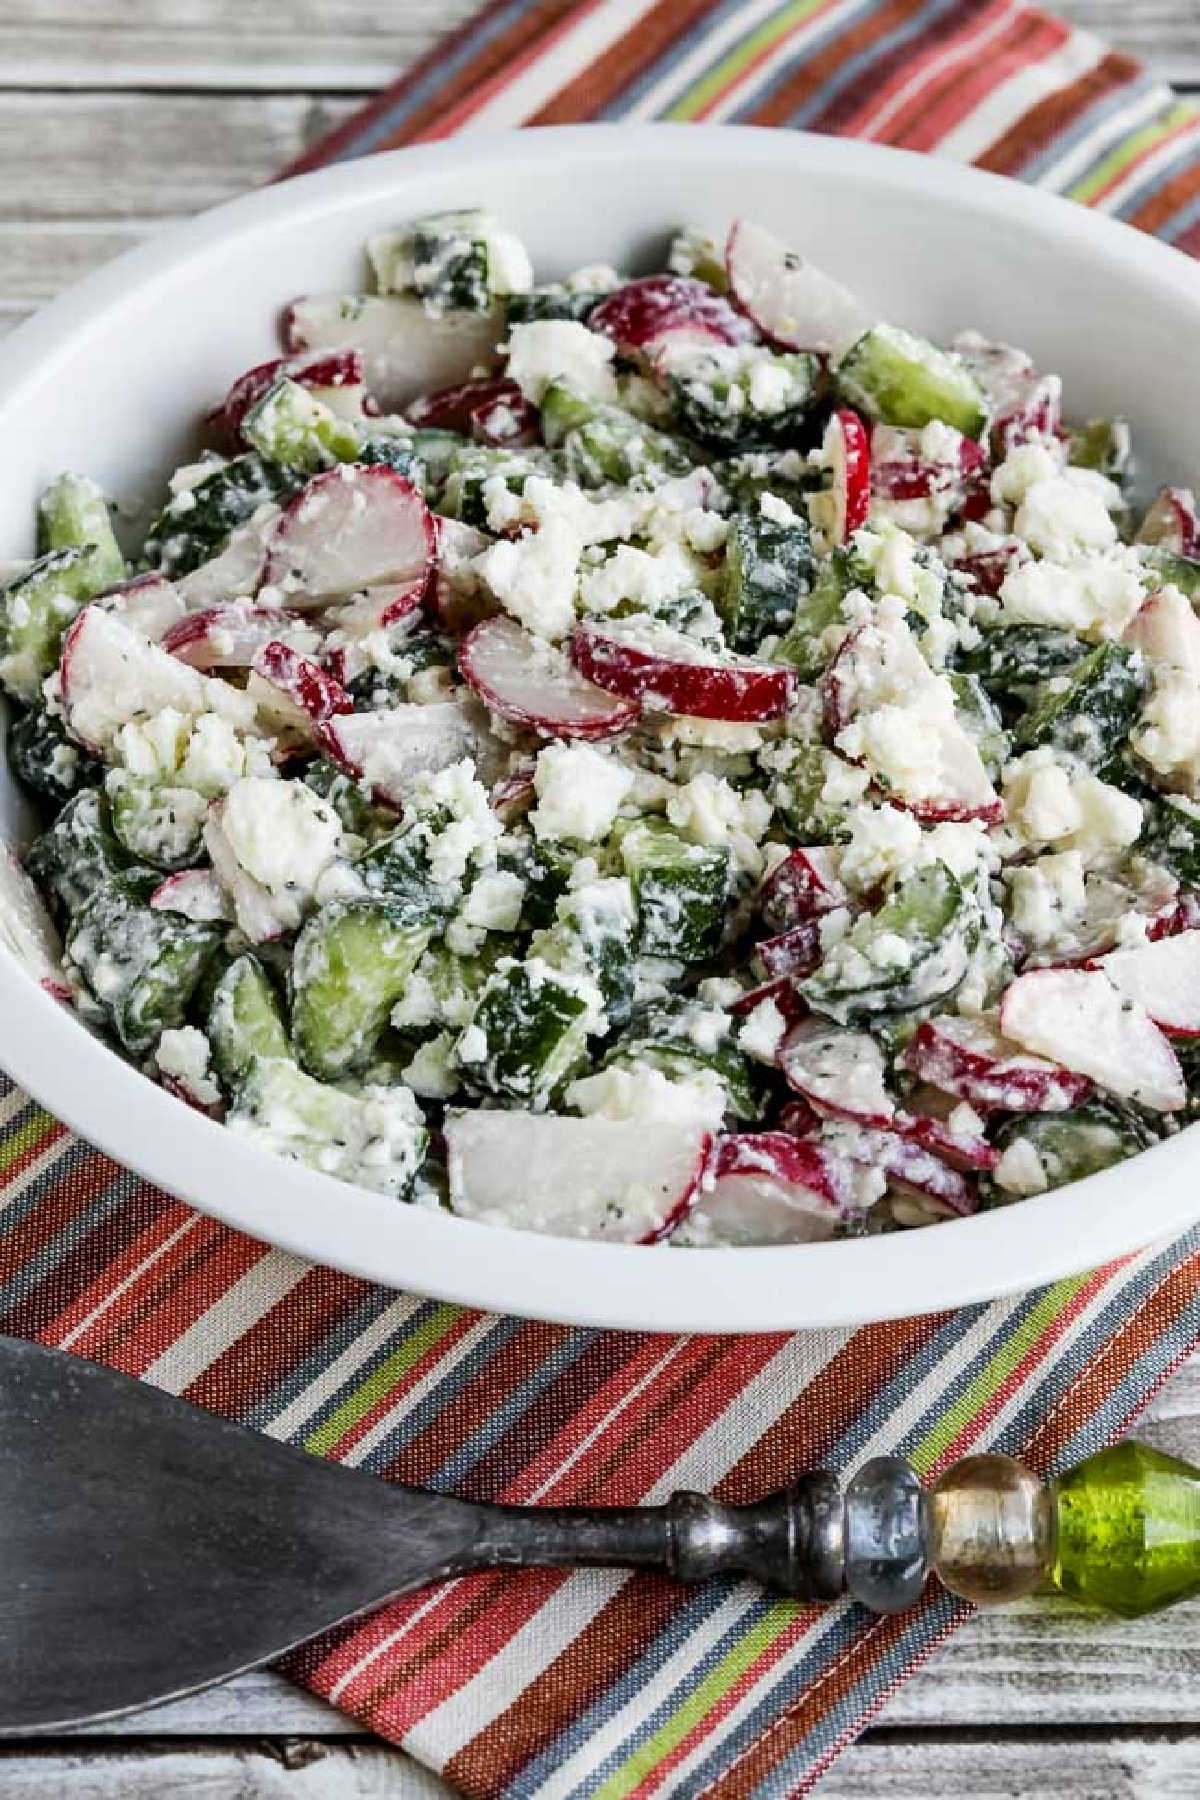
[
  {"left": 755, "top": 921, "right": 823, "bottom": 979},
  {"left": 950, "top": 540, "right": 1025, "bottom": 597},
  {"left": 825, "top": 408, "right": 870, "bottom": 544},
  {"left": 902, "top": 1015, "right": 1094, "bottom": 1113},
  {"left": 1136, "top": 486, "right": 1200, "bottom": 559},
  {"left": 251, "top": 641, "right": 353, "bottom": 727},
  {"left": 460, "top": 615, "right": 641, "bottom": 740},
  {"left": 572, "top": 621, "right": 796, "bottom": 723},
  {"left": 490, "top": 769, "right": 536, "bottom": 821},
  {"left": 589, "top": 275, "right": 757, "bottom": 358},
  {"left": 724, "top": 221, "right": 874, "bottom": 355},
  {"left": 989, "top": 375, "right": 1063, "bottom": 459},
  {"left": 407, "top": 377, "right": 538, "bottom": 446},
  {"left": 759, "top": 846, "right": 848, "bottom": 933},
  {"left": 163, "top": 604, "right": 301, "bottom": 670},
  {"left": 264, "top": 465, "right": 435, "bottom": 605},
  {"left": 211, "top": 349, "right": 368, "bottom": 445},
  {"left": 837, "top": 1126, "right": 977, "bottom": 1217},
  {"left": 870, "top": 426, "right": 986, "bottom": 503},
  {"left": 1094, "top": 931, "right": 1200, "bottom": 1038},
  {"left": 97, "top": 572, "right": 184, "bottom": 642},
  {"left": 893, "top": 1111, "right": 999, "bottom": 1173},
  {"left": 150, "top": 869, "right": 232, "bottom": 924},
  {"left": 728, "top": 976, "right": 806, "bottom": 1023},
  {"left": 776, "top": 1097, "right": 822, "bottom": 1138},
  {"left": 681, "top": 1132, "right": 858, "bottom": 1246},
  {"left": 327, "top": 577, "right": 427, "bottom": 641},
  {"left": 160, "top": 1072, "right": 223, "bottom": 1120}
]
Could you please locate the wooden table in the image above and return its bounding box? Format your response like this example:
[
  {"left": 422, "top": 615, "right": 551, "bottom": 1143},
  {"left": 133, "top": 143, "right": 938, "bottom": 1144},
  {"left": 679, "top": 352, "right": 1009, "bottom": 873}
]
[{"left": 4, "top": 2, "right": 1200, "bottom": 1791}]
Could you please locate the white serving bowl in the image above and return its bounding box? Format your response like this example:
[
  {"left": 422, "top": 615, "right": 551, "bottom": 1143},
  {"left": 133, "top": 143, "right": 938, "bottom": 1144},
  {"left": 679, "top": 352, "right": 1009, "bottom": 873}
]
[{"left": 2, "top": 123, "right": 1199, "bottom": 1333}]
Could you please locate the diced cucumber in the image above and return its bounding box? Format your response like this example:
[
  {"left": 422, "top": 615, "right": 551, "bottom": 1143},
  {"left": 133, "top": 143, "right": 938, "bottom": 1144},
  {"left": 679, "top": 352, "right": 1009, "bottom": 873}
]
[
  {"left": 392, "top": 938, "right": 503, "bottom": 1034},
  {"left": 666, "top": 347, "right": 821, "bottom": 452},
  {"left": 722, "top": 505, "right": 815, "bottom": 652},
  {"left": 355, "top": 815, "right": 463, "bottom": 924},
  {"left": 0, "top": 545, "right": 121, "bottom": 702},
  {"left": 957, "top": 624, "right": 1091, "bottom": 707},
  {"left": 345, "top": 631, "right": 454, "bottom": 713},
  {"left": 26, "top": 788, "right": 128, "bottom": 919},
  {"left": 712, "top": 448, "right": 816, "bottom": 511},
  {"left": 504, "top": 287, "right": 602, "bottom": 326},
  {"left": 619, "top": 820, "right": 730, "bottom": 962},
  {"left": 1068, "top": 418, "right": 1131, "bottom": 479},
  {"left": 207, "top": 954, "right": 290, "bottom": 1088},
  {"left": 834, "top": 324, "right": 987, "bottom": 437},
  {"left": 770, "top": 743, "right": 858, "bottom": 840},
  {"left": 240, "top": 376, "right": 362, "bottom": 471},
  {"left": 460, "top": 962, "right": 589, "bottom": 1105},
  {"left": 986, "top": 1104, "right": 1152, "bottom": 1203},
  {"left": 67, "top": 870, "right": 222, "bottom": 1055},
  {"left": 439, "top": 445, "right": 552, "bottom": 526},
  {"left": 667, "top": 228, "right": 729, "bottom": 292},
  {"left": 146, "top": 454, "right": 298, "bottom": 578},
  {"left": 1138, "top": 545, "right": 1200, "bottom": 599},
  {"left": 303, "top": 757, "right": 392, "bottom": 840},
  {"left": 108, "top": 779, "right": 207, "bottom": 872},
  {"left": 290, "top": 901, "right": 432, "bottom": 1080},
  {"left": 6, "top": 706, "right": 101, "bottom": 807},
  {"left": 603, "top": 1000, "right": 760, "bottom": 1121},
  {"left": 540, "top": 384, "right": 692, "bottom": 488},
  {"left": 408, "top": 429, "right": 469, "bottom": 497},
  {"left": 518, "top": 837, "right": 584, "bottom": 928},
  {"left": 37, "top": 474, "right": 125, "bottom": 587},
  {"left": 1013, "top": 641, "right": 1145, "bottom": 770},
  {"left": 356, "top": 434, "right": 425, "bottom": 484},
  {"left": 773, "top": 547, "right": 860, "bottom": 679},
  {"left": 801, "top": 861, "right": 968, "bottom": 1024},
  {"left": 947, "top": 671, "right": 1010, "bottom": 779},
  {"left": 533, "top": 876, "right": 638, "bottom": 1028},
  {"left": 1140, "top": 792, "right": 1200, "bottom": 885},
  {"left": 368, "top": 210, "right": 528, "bottom": 315},
  {"left": 229, "top": 1055, "right": 427, "bottom": 1199}
]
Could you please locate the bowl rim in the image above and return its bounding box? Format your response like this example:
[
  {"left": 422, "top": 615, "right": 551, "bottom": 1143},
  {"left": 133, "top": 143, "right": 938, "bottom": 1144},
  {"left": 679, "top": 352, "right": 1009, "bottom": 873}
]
[{"left": 3, "top": 120, "right": 1200, "bottom": 1334}]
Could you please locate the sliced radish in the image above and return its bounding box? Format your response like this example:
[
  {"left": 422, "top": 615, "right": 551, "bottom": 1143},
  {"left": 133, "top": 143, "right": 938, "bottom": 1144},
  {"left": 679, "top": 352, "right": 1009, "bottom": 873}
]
[
  {"left": 724, "top": 221, "right": 874, "bottom": 356},
  {"left": 249, "top": 641, "right": 353, "bottom": 741},
  {"left": 892, "top": 1110, "right": 998, "bottom": 1173},
  {"left": 444, "top": 1110, "right": 711, "bottom": 1244},
  {"left": 429, "top": 517, "right": 496, "bottom": 635},
  {"left": 776, "top": 1096, "right": 822, "bottom": 1138},
  {"left": 572, "top": 618, "right": 795, "bottom": 723},
  {"left": 588, "top": 275, "right": 756, "bottom": 359},
  {"left": 952, "top": 333, "right": 1037, "bottom": 415},
  {"left": 778, "top": 1018, "right": 895, "bottom": 1127},
  {"left": 163, "top": 603, "right": 313, "bottom": 670},
  {"left": 284, "top": 293, "right": 504, "bottom": 410},
  {"left": 1135, "top": 487, "right": 1199, "bottom": 559},
  {"left": 870, "top": 425, "right": 986, "bottom": 503},
  {"left": 176, "top": 520, "right": 272, "bottom": 611},
  {"left": 990, "top": 374, "right": 1063, "bottom": 458},
  {"left": 60, "top": 605, "right": 257, "bottom": 753},
  {"left": 212, "top": 348, "right": 369, "bottom": 446},
  {"left": 680, "top": 1132, "right": 864, "bottom": 1247},
  {"left": 160, "top": 1071, "right": 223, "bottom": 1119},
  {"left": 319, "top": 698, "right": 497, "bottom": 806},
  {"left": 825, "top": 616, "right": 1002, "bottom": 824},
  {"left": 264, "top": 466, "right": 434, "bottom": 608},
  {"left": 833, "top": 1124, "right": 977, "bottom": 1218},
  {"left": 1151, "top": 889, "right": 1200, "bottom": 940},
  {"left": 1000, "top": 969, "right": 1185, "bottom": 1112},
  {"left": 326, "top": 578, "right": 427, "bottom": 647},
  {"left": 407, "top": 376, "right": 538, "bottom": 447},
  {"left": 760, "top": 846, "right": 849, "bottom": 933},
  {"left": 491, "top": 767, "right": 536, "bottom": 822},
  {"left": 1123, "top": 583, "right": 1200, "bottom": 679},
  {"left": 460, "top": 615, "right": 639, "bottom": 741},
  {"left": 728, "top": 976, "right": 807, "bottom": 1023},
  {"left": 0, "top": 849, "right": 64, "bottom": 990},
  {"left": 202, "top": 814, "right": 288, "bottom": 944},
  {"left": 823, "top": 408, "right": 871, "bottom": 545},
  {"left": 755, "top": 921, "right": 823, "bottom": 979},
  {"left": 901, "top": 1014, "right": 1093, "bottom": 1114},
  {"left": 1094, "top": 932, "right": 1200, "bottom": 1037},
  {"left": 949, "top": 538, "right": 1025, "bottom": 597},
  {"left": 98, "top": 572, "right": 184, "bottom": 642},
  {"left": 150, "top": 869, "right": 232, "bottom": 924}
]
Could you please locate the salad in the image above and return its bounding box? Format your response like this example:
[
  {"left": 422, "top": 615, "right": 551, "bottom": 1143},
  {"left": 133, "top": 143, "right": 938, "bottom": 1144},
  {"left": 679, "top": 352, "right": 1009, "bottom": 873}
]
[{"left": 3, "top": 207, "right": 1200, "bottom": 1249}]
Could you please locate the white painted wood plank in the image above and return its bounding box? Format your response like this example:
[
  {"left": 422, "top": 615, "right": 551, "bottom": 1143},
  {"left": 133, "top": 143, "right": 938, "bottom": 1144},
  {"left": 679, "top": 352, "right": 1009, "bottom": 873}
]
[
  {"left": 0, "top": 0, "right": 1194, "bottom": 90},
  {"left": 5, "top": 1733, "right": 1200, "bottom": 1796},
  {"left": 69, "top": 1672, "right": 358, "bottom": 1738}
]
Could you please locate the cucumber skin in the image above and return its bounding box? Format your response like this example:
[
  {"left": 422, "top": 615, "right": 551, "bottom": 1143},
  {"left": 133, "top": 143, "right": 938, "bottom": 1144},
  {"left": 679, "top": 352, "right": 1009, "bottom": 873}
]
[
  {"left": 801, "top": 861, "right": 967, "bottom": 1022},
  {"left": 985, "top": 1103, "right": 1153, "bottom": 1204},
  {"left": 6, "top": 706, "right": 102, "bottom": 807},
  {"left": 0, "top": 544, "right": 121, "bottom": 703},
  {"left": 290, "top": 903, "right": 432, "bottom": 1081},
  {"left": 723, "top": 508, "right": 815, "bottom": 653},
  {"left": 619, "top": 823, "right": 730, "bottom": 963},
  {"left": 37, "top": 474, "right": 125, "bottom": 589},
  {"left": 1013, "top": 641, "right": 1145, "bottom": 770},
  {"left": 668, "top": 352, "right": 821, "bottom": 453},
  {"left": 465, "top": 965, "right": 589, "bottom": 1105},
  {"left": 774, "top": 549, "right": 861, "bottom": 680},
  {"left": 67, "top": 870, "right": 222, "bottom": 1056},
  {"left": 240, "top": 376, "right": 362, "bottom": 472},
  {"left": 957, "top": 625, "right": 1091, "bottom": 707},
  {"left": 146, "top": 454, "right": 299, "bottom": 578},
  {"left": 834, "top": 324, "right": 987, "bottom": 438},
  {"left": 26, "top": 788, "right": 128, "bottom": 921}
]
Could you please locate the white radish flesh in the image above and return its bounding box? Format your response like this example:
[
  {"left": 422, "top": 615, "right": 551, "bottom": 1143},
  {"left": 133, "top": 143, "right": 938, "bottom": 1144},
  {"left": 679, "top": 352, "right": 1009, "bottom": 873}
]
[
  {"left": 319, "top": 699, "right": 498, "bottom": 805},
  {"left": 724, "top": 221, "right": 873, "bottom": 356},
  {"left": 572, "top": 619, "right": 795, "bottom": 723},
  {"left": 460, "top": 615, "right": 640, "bottom": 740},
  {"left": 1000, "top": 968, "right": 1185, "bottom": 1112},
  {"left": 678, "top": 1133, "right": 862, "bottom": 1247},
  {"left": 284, "top": 293, "right": 504, "bottom": 410},
  {"left": 901, "top": 1013, "right": 1093, "bottom": 1113},
  {"left": 445, "top": 1110, "right": 711, "bottom": 1243},
  {"left": 60, "top": 606, "right": 257, "bottom": 753},
  {"left": 1095, "top": 931, "right": 1200, "bottom": 1037},
  {"left": 264, "top": 466, "right": 434, "bottom": 607},
  {"left": 778, "top": 1019, "right": 895, "bottom": 1126}
]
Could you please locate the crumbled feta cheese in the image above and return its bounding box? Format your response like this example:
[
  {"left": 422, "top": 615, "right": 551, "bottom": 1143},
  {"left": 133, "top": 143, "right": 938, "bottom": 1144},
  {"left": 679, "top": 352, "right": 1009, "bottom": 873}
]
[
  {"left": 993, "top": 1137, "right": 1049, "bottom": 1196},
  {"left": 997, "top": 549, "right": 1145, "bottom": 638},
  {"left": 565, "top": 1064, "right": 728, "bottom": 1132},
  {"left": 990, "top": 440, "right": 1065, "bottom": 507},
  {"left": 1007, "top": 850, "right": 1087, "bottom": 946},
  {"left": 738, "top": 996, "right": 787, "bottom": 1063},
  {"left": 504, "top": 320, "right": 618, "bottom": 405},
  {"left": 666, "top": 772, "right": 771, "bottom": 874},
  {"left": 1014, "top": 470, "right": 1120, "bottom": 560},
  {"left": 472, "top": 516, "right": 580, "bottom": 640},
  {"left": 403, "top": 1032, "right": 461, "bottom": 1100},
  {"left": 579, "top": 541, "right": 697, "bottom": 615},
  {"left": 155, "top": 1027, "right": 221, "bottom": 1109},
  {"left": 462, "top": 869, "right": 526, "bottom": 931},
  {"left": 530, "top": 742, "right": 634, "bottom": 842},
  {"left": 839, "top": 804, "right": 922, "bottom": 893},
  {"left": 219, "top": 776, "right": 342, "bottom": 901}
]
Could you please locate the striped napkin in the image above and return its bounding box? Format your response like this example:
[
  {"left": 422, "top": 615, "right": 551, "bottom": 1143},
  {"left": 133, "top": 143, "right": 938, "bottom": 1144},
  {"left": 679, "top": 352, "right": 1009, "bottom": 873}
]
[{"left": 6, "top": 3, "right": 1200, "bottom": 1795}]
